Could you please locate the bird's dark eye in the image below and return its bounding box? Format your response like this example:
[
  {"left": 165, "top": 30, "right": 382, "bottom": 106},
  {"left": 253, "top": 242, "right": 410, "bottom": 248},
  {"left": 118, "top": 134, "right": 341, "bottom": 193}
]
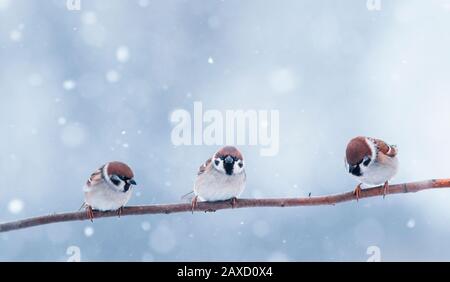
[
  {"left": 214, "top": 160, "right": 220, "bottom": 166},
  {"left": 363, "top": 158, "right": 371, "bottom": 166},
  {"left": 238, "top": 162, "right": 243, "bottom": 168},
  {"left": 110, "top": 175, "right": 121, "bottom": 186}
]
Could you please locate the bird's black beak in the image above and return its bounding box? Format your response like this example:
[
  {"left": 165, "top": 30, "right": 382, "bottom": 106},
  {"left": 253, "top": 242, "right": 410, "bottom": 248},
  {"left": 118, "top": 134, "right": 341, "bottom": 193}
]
[
  {"left": 349, "top": 165, "right": 355, "bottom": 174},
  {"left": 223, "top": 155, "right": 235, "bottom": 175},
  {"left": 349, "top": 165, "right": 361, "bottom": 176},
  {"left": 128, "top": 179, "right": 137, "bottom": 185},
  {"left": 224, "top": 155, "right": 234, "bottom": 164}
]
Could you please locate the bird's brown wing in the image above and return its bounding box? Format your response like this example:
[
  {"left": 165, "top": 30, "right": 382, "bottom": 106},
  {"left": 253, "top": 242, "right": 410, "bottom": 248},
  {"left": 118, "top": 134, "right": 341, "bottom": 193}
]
[
  {"left": 86, "top": 166, "right": 104, "bottom": 187},
  {"left": 180, "top": 158, "right": 212, "bottom": 201},
  {"left": 371, "top": 138, "right": 397, "bottom": 158},
  {"left": 197, "top": 158, "right": 212, "bottom": 176}
]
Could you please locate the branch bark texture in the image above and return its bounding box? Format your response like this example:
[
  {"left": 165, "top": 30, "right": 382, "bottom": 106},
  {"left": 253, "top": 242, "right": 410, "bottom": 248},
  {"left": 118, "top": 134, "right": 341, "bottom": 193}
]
[{"left": 1, "top": 179, "right": 449, "bottom": 233}]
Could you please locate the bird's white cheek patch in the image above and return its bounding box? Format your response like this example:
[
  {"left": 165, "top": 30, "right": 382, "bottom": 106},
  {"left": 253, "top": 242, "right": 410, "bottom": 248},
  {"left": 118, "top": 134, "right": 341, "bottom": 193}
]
[
  {"left": 214, "top": 160, "right": 226, "bottom": 174},
  {"left": 233, "top": 162, "right": 243, "bottom": 174},
  {"left": 233, "top": 161, "right": 244, "bottom": 174},
  {"left": 359, "top": 165, "right": 367, "bottom": 174}
]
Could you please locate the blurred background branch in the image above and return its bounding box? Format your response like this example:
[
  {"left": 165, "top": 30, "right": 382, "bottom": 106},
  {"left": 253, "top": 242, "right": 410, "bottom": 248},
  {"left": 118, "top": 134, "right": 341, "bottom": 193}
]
[{"left": 1, "top": 179, "right": 449, "bottom": 233}]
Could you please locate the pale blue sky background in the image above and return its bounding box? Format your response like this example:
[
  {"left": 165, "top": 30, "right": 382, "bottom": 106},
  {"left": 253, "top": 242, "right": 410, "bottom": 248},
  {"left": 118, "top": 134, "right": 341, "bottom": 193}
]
[{"left": 2, "top": 0, "right": 450, "bottom": 261}]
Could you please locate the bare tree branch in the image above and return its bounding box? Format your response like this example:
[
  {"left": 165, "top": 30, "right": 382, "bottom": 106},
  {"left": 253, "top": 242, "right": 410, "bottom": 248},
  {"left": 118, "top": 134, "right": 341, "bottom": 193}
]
[{"left": 1, "top": 178, "right": 449, "bottom": 233}]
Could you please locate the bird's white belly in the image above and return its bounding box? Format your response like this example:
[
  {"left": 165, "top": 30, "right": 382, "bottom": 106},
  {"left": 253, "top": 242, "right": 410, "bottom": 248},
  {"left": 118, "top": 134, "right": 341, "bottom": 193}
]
[
  {"left": 84, "top": 182, "right": 132, "bottom": 211},
  {"left": 358, "top": 157, "right": 398, "bottom": 186},
  {"left": 194, "top": 171, "right": 245, "bottom": 202}
]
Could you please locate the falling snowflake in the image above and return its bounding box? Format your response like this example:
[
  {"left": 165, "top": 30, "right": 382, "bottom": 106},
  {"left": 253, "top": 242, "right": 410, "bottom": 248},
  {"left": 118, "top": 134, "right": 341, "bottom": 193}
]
[
  {"left": 116, "top": 46, "right": 130, "bottom": 63},
  {"left": 407, "top": 218, "right": 416, "bottom": 228},
  {"left": 138, "top": 0, "right": 150, "bottom": 8},
  {"left": 58, "top": 117, "right": 67, "bottom": 125},
  {"left": 141, "top": 221, "right": 151, "bottom": 231},
  {"left": 106, "top": 70, "right": 120, "bottom": 83},
  {"left": 84, "top": 226, "right": 94, "bottom": 237},
  {"left": 208, "top": 57, "right": 214, "bottom": 64},
  {"left": 63, "top": 80, "right": 76, "bottom": 90},
  {"left": 10, "top": 30, "right": 22, "bottom": 42},
  {"left": 8, "top": 199, "right": 24, "bottom": 214}
]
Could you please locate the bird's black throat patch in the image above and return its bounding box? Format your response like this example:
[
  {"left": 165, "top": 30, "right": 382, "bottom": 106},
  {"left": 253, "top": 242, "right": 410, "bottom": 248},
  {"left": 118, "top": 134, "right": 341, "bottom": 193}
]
[{"left": 224, "top": 162, "right": 234, "bottom": 175}]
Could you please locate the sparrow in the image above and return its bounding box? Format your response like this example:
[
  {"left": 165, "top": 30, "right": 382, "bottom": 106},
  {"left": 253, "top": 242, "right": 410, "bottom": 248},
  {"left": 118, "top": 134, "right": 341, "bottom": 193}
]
[
  {"left": 345, "top": 136, "right": 398, "bottom": 201},
  {"left": 184, "top": 146, "right": 246, "bottom": 212},
  {"left": 82, "top": 161, "right": 137, "bottom": 221}
]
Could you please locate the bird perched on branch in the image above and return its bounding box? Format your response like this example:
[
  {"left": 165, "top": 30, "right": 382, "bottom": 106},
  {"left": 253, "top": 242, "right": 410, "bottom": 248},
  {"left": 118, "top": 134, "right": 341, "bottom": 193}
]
[
  {"left": 82, "top": 161, "right": 137, "bottom": 221},
  {"left": 184, "top": 146, "right": 246, "bottom": 212},
  {"left": 345, "top": 136, "right": 398, "bottom": 201}
]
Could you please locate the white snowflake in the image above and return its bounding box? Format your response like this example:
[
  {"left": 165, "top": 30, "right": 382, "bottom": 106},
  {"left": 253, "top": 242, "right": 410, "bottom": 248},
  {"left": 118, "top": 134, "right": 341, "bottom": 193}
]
[
  {"left": 407, "top": 218, "right": 416, "bottom": 229},
  {"left": 58, "top": 117, "right": 67, "bottom": 125},
  {"left": 10, "top": 30, "right": 22, "bottom": 42},
  {"left": 141, "top": 221, "right": 151, "bottom": 231},
  {"left": 138, "top": 0, "right": 150, "bottom": 8},
  {"left": 63, "top": 80, "right": 76, "bottom": 90},
  {"left": 8, "top": 199, "right": 24, "bottom": 214},
  {"left": 84, "top": 226, "right": 94, "bottom": 237},
  {"left": 106, "top": 70, "right": 120, "bottom": 83},
  {"left": 116, "top": 46, "right": 130, "bottom": 63}
]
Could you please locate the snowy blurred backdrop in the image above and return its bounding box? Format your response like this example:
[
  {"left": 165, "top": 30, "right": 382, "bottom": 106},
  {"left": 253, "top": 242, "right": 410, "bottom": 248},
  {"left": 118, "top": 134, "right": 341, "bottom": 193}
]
[{"left": 2, "top": 0, "right": 450, "bottom": 261}]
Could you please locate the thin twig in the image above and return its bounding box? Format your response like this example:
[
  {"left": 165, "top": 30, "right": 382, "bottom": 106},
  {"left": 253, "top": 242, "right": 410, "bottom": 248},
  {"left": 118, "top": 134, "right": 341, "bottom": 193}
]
[{"left": 1, "top": 178, "right": 449, "bottom": 233}]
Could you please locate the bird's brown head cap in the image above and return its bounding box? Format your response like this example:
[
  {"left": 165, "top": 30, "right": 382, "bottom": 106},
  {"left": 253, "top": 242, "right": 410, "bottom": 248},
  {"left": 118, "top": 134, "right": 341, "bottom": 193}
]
[
  {"left": 106, "top": 161, "right": 134, "bottom": 179},
  {"left": 215, "top": 146, "right": 244, "bottom": 161},
  {"left": 346, "top": 137, "right": 372, "bottom": 166}
]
